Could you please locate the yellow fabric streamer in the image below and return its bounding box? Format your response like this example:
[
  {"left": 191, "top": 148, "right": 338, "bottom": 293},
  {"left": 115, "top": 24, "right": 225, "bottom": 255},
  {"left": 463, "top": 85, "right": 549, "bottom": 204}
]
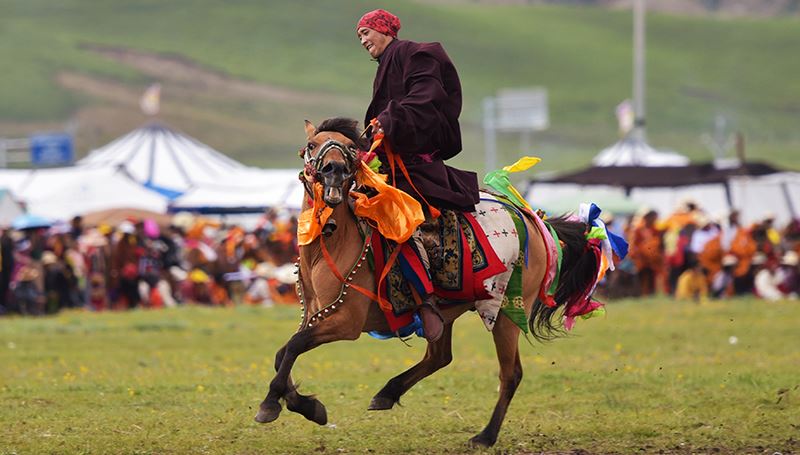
[
  {"left": 352, "top": 160, "right": 424, "bottom": 244},
  {"left": 503, "top": 156, "right": 541, "bottom": 173},
  {"left": 484, "top": 156, "right": 541, "bottom": 211}
]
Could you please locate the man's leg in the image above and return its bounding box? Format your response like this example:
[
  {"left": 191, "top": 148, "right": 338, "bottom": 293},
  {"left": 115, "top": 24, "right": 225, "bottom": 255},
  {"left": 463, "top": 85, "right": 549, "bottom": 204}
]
[{"left": 411, "top": 230, "right": 443, "bottom": 343}]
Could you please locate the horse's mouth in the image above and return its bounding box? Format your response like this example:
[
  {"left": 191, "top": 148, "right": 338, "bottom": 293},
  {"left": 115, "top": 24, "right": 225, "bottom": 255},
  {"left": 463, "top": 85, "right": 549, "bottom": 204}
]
[{"left": 323, "top": 186, "right": 343, "bottom": 206}]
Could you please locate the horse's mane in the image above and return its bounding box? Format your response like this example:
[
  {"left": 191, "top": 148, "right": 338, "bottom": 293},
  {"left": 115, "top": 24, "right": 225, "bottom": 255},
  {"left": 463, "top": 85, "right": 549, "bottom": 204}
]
[{"left": 315, "top": 118, "right": 368, "bottom": 150}]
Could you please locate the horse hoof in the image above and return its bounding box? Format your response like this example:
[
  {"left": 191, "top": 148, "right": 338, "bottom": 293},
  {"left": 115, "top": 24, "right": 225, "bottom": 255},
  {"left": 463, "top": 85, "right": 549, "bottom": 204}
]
[
  {"left": 367, "top": 395, "right": 396, "bottom": 411},
  {"left": 286, "top": 390, "right": 328, "bottom": 425},
  {"left": 468, "top": 433, "right": 496, "bottom": 448},
  {"left": 254, "top": 401, "right": 282, "bottom": 424}
]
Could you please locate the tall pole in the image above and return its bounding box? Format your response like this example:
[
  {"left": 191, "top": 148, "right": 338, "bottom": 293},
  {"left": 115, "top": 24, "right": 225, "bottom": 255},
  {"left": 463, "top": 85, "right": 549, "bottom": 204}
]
[
  {"left": 632, "top": 0, "right": 646, "bottom": 142},
  {"left": 483, "top": 97, "right": 497, "bottom": 173}
]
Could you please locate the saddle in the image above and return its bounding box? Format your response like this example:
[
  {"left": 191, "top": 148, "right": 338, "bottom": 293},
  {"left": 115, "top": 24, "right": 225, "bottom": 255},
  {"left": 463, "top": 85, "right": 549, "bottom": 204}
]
[{"left": 370, "top": 207, "right": 506, "bottom": 322}]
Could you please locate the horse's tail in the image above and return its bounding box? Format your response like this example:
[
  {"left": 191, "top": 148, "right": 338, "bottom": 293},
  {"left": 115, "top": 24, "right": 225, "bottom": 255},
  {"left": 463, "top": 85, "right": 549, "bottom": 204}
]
[{"left": 528, "top": 216, "right": 600, "bottom": 341}]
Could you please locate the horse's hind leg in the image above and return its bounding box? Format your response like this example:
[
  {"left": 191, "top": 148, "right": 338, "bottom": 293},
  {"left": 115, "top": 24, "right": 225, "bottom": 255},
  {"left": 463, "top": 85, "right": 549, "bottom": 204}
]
[
  {"left": 469, "top": 315, "right": 523, "bottom": 448},
  {"left": 368, "top": 322, "right": 454, "bottom": 410}
]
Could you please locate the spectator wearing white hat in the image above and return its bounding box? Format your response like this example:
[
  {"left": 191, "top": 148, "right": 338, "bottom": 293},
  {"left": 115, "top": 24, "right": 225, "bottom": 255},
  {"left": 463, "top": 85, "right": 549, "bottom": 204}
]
[
  {"left": 753, "top": 253, "right": 783, "bottom": 301},
  {"left": 777, "top": 251, "right": 799, "bottom": 299}
]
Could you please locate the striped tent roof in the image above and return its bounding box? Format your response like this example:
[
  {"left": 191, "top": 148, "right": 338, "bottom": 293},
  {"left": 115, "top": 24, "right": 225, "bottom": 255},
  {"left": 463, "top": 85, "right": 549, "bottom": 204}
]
[{"left": 77, "top": 122, "right": 251, "bottom": 198}]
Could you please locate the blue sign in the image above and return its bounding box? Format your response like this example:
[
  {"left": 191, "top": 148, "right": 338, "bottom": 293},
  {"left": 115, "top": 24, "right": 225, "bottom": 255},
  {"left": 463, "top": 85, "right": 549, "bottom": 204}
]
[{"left": 30, "top": 133, "right": 74, "bottom": 167}]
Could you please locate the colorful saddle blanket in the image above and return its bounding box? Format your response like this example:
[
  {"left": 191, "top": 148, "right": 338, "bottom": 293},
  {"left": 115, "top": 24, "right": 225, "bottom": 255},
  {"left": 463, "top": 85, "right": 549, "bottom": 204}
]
[{"left": 370, "top": 192, "right": 534, "bottom": 333}]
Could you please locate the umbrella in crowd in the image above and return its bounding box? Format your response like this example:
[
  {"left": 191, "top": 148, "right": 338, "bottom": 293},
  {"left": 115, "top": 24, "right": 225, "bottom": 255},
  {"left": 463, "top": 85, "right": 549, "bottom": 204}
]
[{"left": 11, "top": 213, "right": 52, "bottom": 231}]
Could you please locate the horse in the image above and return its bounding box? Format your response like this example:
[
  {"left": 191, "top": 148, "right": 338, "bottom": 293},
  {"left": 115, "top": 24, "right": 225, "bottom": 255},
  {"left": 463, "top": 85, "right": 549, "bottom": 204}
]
[{"left": 254, "top": 117, "right": 603, "bottom": 447}]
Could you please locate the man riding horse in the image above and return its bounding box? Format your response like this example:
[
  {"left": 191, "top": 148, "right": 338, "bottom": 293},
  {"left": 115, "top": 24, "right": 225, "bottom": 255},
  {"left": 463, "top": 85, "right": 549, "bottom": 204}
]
[{"left": 357, "top": 9, "right": 479, "bottom": 342}]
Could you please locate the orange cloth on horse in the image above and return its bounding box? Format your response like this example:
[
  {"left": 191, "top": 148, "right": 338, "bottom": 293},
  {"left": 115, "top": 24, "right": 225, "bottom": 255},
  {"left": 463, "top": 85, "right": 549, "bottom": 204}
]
[{"left": 365, "top": 38, "right": 479, "bottom": 212}]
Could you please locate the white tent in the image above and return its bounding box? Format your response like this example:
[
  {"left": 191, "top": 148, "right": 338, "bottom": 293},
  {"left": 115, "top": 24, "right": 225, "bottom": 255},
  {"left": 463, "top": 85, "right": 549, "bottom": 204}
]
[
  {"left": 23, "top": 172, "right": 168, "bottom": 220},
  {"left": 526, "top": 166, "right": 800, "bottom": 226},
  {"left": 593, "top": 136, "right": 690, "bottom": 167},
  {"left": 77, "top": 122, "right": 255, "bottom": 197},
  {"left": 169, "top": 169, "right": 303, "bottom": 212},
  {"left": 78, "top": 122, "right": 303, "bottom": 210},
  {"left": 0, "top": 189, "right": 24, "bottom": 227}
]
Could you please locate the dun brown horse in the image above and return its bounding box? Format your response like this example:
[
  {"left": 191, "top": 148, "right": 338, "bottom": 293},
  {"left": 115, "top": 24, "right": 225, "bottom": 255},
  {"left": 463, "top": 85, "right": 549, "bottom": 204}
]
[{"left": 254, "top": 118, "right": 602, "bottom": 447}]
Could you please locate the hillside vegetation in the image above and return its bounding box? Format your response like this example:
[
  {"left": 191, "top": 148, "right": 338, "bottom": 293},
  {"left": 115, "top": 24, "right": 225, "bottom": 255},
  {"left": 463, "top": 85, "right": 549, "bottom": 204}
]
[{"left": 1, "top": 0, "right": 798, "bottom": 172}]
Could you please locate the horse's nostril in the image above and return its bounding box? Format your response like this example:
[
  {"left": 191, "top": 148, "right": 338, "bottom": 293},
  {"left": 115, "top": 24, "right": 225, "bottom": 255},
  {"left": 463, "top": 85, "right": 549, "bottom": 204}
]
[{"left": 320, "top": 163, "right": 335, "bottom": 174}]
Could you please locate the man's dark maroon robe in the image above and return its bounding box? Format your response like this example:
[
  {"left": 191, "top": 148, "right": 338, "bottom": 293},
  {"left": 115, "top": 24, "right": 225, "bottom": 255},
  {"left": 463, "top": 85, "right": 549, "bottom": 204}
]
[{"left": 365, "top": 39, "right": 480, "bottom": 212}]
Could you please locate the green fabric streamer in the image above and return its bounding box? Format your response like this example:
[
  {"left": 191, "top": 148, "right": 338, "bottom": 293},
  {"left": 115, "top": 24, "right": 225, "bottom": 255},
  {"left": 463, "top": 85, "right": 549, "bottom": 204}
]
[
  {"left": 483, "top": 170, "right": 529, "bottom": 209},
  {"left": 499, "top": 207, "right": 529, "bottom": 333},
  {"left": 581, "top": 306, "right": 606, "bottom": 320},
  {"left": 586, "top": 226, "right": 607, "bottom": 240},
  {"left": 544, "top": 221, "right": 563, "bottom": 296}
]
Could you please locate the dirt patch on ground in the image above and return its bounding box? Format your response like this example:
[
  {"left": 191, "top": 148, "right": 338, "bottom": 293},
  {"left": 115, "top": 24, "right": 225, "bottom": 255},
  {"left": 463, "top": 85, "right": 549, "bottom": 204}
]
[
  {"left": 38, "top": 45, "right": 363, "bottom": 165},
  {"left": 80, "top": 44, "right": 358, "bottom": 107}
]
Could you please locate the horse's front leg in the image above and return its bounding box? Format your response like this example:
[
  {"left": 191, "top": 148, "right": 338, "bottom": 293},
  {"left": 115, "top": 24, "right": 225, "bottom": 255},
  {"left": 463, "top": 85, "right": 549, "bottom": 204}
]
[
  {"left": 254, "top": 330, "right": 315, "bottom": 424},
  {"left": 255, "top": 306, "right": 364, "bottom": 425}
]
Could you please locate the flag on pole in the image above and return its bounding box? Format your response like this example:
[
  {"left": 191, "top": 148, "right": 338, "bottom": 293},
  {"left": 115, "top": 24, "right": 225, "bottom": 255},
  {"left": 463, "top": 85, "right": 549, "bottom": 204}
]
[
  {"left": 140, "top": 83, "right": 161, "bottom": 116},
  {"left": 615, "top": 99, "right": 634, "bottom": 137}
]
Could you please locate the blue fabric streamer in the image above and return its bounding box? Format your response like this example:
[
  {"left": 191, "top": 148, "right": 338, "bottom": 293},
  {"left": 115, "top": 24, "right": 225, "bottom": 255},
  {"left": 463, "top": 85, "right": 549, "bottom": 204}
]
[{"left": 585, "top": 202, "right": 629, "bottom": 259}]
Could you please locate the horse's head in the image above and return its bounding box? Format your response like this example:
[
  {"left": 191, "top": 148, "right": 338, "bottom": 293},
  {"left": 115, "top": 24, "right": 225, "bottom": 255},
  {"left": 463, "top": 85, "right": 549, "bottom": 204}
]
[{"left": 300, "top": 118, "right": 367, "bottom": 208}]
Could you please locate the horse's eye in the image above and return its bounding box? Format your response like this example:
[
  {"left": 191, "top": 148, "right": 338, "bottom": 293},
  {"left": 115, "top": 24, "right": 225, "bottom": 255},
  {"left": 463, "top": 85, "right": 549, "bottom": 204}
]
[{"left": 307, "top": 142, "right": 315, "bottom": 150}]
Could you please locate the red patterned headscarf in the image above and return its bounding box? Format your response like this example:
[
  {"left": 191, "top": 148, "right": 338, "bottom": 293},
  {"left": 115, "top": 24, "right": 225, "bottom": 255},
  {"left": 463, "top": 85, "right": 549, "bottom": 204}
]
[{"left": 356, "top": 9, "right": 401, "bottom": 38}]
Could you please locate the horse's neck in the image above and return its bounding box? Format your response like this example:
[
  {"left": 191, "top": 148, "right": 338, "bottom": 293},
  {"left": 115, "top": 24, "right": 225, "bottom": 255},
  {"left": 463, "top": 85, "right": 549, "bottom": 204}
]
[{"left": 299, "top": 204, "right": 364, "bottom": 302}]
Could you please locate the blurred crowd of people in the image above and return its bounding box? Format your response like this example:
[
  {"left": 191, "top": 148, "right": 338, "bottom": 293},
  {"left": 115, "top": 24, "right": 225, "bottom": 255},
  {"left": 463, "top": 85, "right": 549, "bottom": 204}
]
[
  {"left": 0, "top": 209, "right": 300, "bottom": 316},
  {"left": 3, "top": 199, "right": 798, "bottom": 316},
  {"left": 608, "top": 199, "right": 800, "bottom": 303}
]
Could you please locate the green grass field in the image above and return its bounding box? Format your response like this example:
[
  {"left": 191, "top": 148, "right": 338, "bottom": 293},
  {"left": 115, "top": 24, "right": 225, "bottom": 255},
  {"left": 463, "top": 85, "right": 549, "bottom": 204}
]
[
  {"left": 2, "top": 1, "right": 799, "bottom": 172},
  {"left": 1, "top": 298, "right": 798, "bottom": 454}
]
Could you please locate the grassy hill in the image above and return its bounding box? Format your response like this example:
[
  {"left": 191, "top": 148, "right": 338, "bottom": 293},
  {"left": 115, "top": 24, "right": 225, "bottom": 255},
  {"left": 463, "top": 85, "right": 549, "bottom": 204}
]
[{"left": 1, "top": 0, "right": 799, "bottom": 173}]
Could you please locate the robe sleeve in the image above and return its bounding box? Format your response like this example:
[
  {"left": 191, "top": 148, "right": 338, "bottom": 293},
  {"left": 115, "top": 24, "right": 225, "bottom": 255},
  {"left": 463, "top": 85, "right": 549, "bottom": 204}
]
[{"left": 377, "top": 51, "right": 448, "bottom": 156}]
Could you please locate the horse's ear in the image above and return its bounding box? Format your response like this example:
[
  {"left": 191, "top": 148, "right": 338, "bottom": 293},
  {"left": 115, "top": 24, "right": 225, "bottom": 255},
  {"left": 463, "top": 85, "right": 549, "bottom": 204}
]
[{"left": 304, "top": 120, "right": 316, "bottom": 139}]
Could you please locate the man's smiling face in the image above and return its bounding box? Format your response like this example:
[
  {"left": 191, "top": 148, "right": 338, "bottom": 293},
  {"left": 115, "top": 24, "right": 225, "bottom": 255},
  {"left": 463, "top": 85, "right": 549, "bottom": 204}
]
[{"left": 357, "top": 27, "right": 393, "bottom": 58}]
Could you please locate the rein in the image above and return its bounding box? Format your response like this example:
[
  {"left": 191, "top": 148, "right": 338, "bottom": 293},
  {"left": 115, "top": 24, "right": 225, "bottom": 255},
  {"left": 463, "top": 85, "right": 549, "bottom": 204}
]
[{"left": 296, "top": 224, "right": 374, "bottom": 330}]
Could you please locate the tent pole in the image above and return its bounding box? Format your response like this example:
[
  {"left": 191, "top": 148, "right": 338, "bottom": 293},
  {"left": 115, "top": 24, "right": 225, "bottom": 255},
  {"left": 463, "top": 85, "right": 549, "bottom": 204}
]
[{"left": 632, "top": 0, "right": 646, "bottom": 142}]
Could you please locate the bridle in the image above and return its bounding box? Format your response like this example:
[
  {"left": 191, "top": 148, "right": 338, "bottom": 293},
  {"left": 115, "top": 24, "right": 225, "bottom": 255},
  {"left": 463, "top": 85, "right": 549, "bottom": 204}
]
[
  {"left": 301, "top": 139, "right": 359, "bottom": 198},
  {"left": 296, "top": 136, "right": 379, "bottom": 332}
]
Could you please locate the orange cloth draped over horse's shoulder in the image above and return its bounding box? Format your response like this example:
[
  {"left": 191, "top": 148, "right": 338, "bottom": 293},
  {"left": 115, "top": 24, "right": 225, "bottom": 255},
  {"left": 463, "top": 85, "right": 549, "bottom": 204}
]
[
  {"left": 297, "top": 183, "right": 334, "bottom": 246},
  {"left": 297, "top": 161, "right": 424, "bottom": 246},
  {"left": 351, "top": 160, "right": 424, "bottom": 243}
]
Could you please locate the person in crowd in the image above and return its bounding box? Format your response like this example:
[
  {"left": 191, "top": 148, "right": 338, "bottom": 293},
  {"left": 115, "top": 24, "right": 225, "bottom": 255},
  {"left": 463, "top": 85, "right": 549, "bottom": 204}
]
[
  {"left": 244, "top": 263, "right": 274, "bottom": 307},
  {"left": 726, "top": 211, "right": 757, "bottom": 295},
  {"left": 42, "top": 251, "right": 78, "bottom": 313},
  {"left": 674, "top": 259, "right": 708, "bottom": 303},
  {"left": 112, "top": 221, "right": 141, "bottom": 309},
  {"left": 69, "top": 215, "right": 84, "bottom": 242},
  {"left": 710, "top": 254, "right": 737, "bottom": 298},
  {"left": 13, "top": 264, "right": 44, "bottom": 315},
  {"left": 697, "top": 221, "right": 723, "bottom": 285},
  {"left": 0, "top": 228, "right": 14, "bottom": 314},
  {"left": 629, "top": 210, "right": 665, "bottom": 296},
  {"left": 776, "top": 250, "right": 799, "bottom": 298},
  {"left": 752, "top": 253, "right": 783, "bottom": 301},
  {"left": 664, "top": 216, "right": 698, "bottom": 294}
]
